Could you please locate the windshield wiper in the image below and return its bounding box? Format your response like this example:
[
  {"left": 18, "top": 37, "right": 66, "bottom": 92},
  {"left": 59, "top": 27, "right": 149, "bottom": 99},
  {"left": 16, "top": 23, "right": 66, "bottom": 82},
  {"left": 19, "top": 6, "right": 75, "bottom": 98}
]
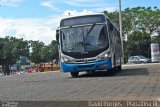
[
  {"left": 83, "top": 24, "right": 96, "bottom": 51},
  {"left": 86, "top": 23, "right": 96, "bottom": 36}
]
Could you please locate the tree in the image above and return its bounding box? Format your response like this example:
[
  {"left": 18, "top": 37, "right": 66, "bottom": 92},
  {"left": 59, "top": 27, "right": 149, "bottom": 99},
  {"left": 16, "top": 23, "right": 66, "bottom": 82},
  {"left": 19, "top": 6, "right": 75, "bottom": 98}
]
[
  {"left": 152, "top": 29, "right": 160, "bottom": 43},
  {"left": 40, "top": 45, "right": 50, "bottom": 62},
  {"left": 29, "top": 40, "right": 44, "bottom": 63},
  {"left": 49, "top": 40, "right": 58, "bottom": 61},
  {"left": 29, "top": 40, "right": 58, "bottom": 64},
  {"left": 48, "top": 40, "right": 59, "bottom": 71},
  {"left": 104, "top": 7, "right": 160, "bottom": 63},
  {"left": 29, "top": 40, "right": 58, "bottom": 71},
  {"left": 0, "top": 37, "right": 29, "bottom": 74},
  {"left": 40, "top": 40, "right": 58, "bottom": 62},
  {"left": 0, "top": 38, "right": 4, "bottom": 66}
]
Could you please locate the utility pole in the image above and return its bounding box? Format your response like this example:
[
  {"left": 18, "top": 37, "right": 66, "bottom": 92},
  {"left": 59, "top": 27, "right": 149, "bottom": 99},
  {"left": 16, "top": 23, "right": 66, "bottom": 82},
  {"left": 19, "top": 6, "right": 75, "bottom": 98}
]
[{"left": 118, "top": 0, "right": 124, "bottom": 63}]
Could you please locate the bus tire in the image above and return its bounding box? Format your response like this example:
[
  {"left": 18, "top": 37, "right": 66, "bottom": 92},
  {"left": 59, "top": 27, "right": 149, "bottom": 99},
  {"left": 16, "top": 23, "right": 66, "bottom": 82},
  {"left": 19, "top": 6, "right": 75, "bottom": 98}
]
[
  {"left": 86, "top": 71, "right": 90, "bottom": 74},
  {"left": 113, "top": 54, "right": 117, "bottom": 71},
  {"left": 70, "top": 72, "right": 79, "bottom": 77},
  {"left": 117, "top": 56, "right": 122, "bottom": 71},
  {"left": 91, "top": 70, "right": 95, "bottom": 73},
  {"left": 108, "top": 54, "right": 116, "bottom": 75},
  {"left": 108, "top": 68, "right": 115, "bottom": 75},
  {"left": 86, "top": 70, "right": 95, "bottom": 74},
  {"left": 117, "top": 65, "right": 122, "bottom": 71}
]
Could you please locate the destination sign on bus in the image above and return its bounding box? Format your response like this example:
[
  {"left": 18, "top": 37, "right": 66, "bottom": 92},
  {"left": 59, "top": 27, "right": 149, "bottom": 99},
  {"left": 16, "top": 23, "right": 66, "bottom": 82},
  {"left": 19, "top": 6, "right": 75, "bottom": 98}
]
[{"left": 60, "top": 15, "right": 105, "bottom": 27}]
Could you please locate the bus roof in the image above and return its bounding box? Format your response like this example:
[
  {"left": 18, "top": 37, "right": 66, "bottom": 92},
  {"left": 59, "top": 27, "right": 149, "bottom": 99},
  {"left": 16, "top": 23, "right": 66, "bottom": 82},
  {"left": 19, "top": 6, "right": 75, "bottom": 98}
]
[
  {"left": 62, "top": 13, "right": 106, "bottom": 19},
  {"left": 60, "top": 14, "right": 107, "bottom": 27}
]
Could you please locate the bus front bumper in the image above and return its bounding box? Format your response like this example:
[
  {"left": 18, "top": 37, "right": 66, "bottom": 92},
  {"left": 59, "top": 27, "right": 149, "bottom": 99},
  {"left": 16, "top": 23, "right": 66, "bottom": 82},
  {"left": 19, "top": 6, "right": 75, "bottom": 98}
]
[{"left": 60, "top": 58, "right": 112, "bottom": 73}]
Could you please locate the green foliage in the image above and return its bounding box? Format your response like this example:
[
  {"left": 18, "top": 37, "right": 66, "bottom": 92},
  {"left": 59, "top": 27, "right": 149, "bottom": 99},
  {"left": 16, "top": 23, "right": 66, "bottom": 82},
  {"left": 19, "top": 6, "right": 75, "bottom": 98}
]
[
  {"left": 0, "top": 37, "right": 29, "bottom": 74},
  {"left": 152, "top": 29, "right": 160, "bottom": 43},
  {"left": 29, "top": 40, "right": 44, "bottom": 63},
  {"left": 0, "top": 38, "right": 4, "bottom": 65},
  {"left": 49, "top": 40, "right": 58, "bottom": 61},
  {"left": 104, "top": 7, "right": 160, "bottom": 63},
  {"left": 29, "top": 40, "right": 59, "bottom": 63},
  {"left": 0, "top": 38, "right": 59, "bottom": 74}
]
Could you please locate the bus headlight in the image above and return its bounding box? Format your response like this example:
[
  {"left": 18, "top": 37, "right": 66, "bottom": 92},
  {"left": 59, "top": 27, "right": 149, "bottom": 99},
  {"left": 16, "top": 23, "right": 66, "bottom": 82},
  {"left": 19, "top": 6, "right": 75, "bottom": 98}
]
[
  {"left": 98, "top": 52, "right": 111, "bottom": 60},
  {"left": 104, "top": 53, "right": 109, "bottom": 58},
  {"left": 62, "top": 56, "right": 74, "bottom": 63}
]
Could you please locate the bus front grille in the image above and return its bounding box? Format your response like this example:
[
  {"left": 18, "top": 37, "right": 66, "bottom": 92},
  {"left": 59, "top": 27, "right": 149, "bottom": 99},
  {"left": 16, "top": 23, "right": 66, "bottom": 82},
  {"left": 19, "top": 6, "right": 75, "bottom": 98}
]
[
  {"left": 75, "top": 58, "right": 97, "bottom": 63},
  {"left": 77, "top": 65, "right": 95, "bottom": 69}
]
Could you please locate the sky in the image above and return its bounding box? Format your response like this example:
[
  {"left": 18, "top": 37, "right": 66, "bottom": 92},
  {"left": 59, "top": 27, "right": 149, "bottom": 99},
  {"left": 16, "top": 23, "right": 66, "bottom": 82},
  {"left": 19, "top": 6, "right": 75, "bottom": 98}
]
[{"left": 0, "top": 0, "right": 160, "bottom": 44}]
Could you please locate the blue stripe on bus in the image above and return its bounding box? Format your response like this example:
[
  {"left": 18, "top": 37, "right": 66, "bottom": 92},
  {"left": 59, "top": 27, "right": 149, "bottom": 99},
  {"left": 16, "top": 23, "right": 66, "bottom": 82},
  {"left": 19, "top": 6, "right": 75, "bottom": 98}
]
[{"left": 60, "top": 58, "right": 112, "bottom": 73}]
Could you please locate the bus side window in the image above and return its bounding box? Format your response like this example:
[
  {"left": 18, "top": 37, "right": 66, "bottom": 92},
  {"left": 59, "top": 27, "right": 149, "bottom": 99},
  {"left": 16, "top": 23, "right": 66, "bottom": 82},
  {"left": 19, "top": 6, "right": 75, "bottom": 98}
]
[
  {"left": 113, "top": 28, "right": 121, "bottom": 44},
  {"left": 107, "top": 21, "right": 113, "bottom": 44},
  {"left": 98, "top": 26, "right": 107, "bottom": 46},
  {"left": 62, "top": 34, "right": 65, "bottom": 40},
  {"left": 109, "top": 23, "right": 114, "bottom": 31}
]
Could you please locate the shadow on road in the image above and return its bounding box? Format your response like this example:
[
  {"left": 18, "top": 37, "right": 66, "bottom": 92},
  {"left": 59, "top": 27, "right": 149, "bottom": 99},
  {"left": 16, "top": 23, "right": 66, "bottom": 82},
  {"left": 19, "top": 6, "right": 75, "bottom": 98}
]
[
  {"left": 77, "top": 71, "right": 113, "bottom": 78},
  {"left": 115, "top": 68, "right": 149, "bottom": 76},
  {"left": 75, "top": 68, "right": 149, "bottom": 78}
]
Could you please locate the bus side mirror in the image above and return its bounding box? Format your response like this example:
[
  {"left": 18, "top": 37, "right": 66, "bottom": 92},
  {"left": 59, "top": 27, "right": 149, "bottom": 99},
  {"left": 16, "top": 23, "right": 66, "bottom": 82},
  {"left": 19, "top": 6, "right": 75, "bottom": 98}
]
[{"left": 56, "top": 30, "right": 59, "bottom": 44}]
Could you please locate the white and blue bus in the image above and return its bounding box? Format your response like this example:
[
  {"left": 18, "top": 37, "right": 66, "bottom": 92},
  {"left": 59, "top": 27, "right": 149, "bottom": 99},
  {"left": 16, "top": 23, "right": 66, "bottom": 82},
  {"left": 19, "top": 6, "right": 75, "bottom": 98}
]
[{"left": 56, "top": 14, "right": 123, "bottom": 77}]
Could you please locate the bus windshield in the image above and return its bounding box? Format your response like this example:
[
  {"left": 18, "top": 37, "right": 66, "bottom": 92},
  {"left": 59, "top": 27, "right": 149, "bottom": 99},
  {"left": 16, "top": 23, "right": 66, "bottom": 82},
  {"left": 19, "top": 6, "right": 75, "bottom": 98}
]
[{"left": 60, "top": 24, "right": 109, "bottom": 53}]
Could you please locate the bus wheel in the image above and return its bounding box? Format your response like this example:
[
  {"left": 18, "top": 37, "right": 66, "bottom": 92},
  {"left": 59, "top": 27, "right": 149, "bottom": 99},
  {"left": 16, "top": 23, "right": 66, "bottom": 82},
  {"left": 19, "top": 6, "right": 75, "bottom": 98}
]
[
  {"left": 117, "top": 56, "right": 122, "bottom": 71},
  {"left": 91, "top": 70, "right": 95, "bottom": 73},
  {"left": 86, "top": 70, "right": 95, "bottom": 74},
  {"left": 86, "top": 71, "right": 90, "bottom": 74},
  {"left": 70, "top": 72, "right": 79, "bottom": 77},
  {"left": 113, "top": 54, "right": 117, "bottom": 72},
  {"left": 117, "top": 65, "right": 122, "bottom": 71},
  {"left": 107, "top": 68, "right": 115, "bottom": 75}
]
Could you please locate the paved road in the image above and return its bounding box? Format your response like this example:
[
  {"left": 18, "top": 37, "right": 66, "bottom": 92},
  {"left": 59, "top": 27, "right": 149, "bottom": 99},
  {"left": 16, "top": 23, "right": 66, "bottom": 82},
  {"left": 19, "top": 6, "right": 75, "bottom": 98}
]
[{"left": 0, "top": 63, "right": 160, "bottom": 102}]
